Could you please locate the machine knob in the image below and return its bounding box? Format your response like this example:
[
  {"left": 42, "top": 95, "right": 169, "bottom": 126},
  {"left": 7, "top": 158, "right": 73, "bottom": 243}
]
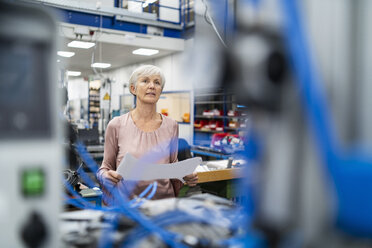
[{"left": 21, "top": 211, "right": 48, "bottom": 248}]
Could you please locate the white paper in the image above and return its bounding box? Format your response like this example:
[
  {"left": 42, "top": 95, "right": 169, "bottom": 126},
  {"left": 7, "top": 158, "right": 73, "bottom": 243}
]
[
  {"left": 194, "top": 164, "right": 210, "bottom": 172},
  {"left": 206, "top": 160, "right": 229, "bottom": 169},
  {"left": 116, "top": 153, "right": 202, "bottom": 183}
]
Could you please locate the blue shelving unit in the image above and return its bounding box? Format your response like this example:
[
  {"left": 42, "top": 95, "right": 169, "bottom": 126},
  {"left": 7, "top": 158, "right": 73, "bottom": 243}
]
[{"left": 193, "top": 88, "right": 248, "bottom": 147}]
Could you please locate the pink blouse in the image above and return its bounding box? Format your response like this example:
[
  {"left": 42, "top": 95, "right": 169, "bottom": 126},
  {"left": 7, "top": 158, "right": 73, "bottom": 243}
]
[{"left": 97, "top": 112, "right": 182, "bottom": 200}]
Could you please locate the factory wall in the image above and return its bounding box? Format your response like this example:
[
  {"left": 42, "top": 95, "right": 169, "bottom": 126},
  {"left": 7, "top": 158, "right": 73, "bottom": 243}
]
[
  {"left": 105, "top": 51, "right": 193, "bottom": 144},
  {"left": 67, "top": 50, "right": 194, "bottom": 144},
  {"left": 304, "top": 0, "right": 353, "bottom": 145},
  {"left": 105, "top": 51, "right": 191, "bottom": 110},
  {"left": 357, "top": 0, "right": 372, "bottom": 145}
]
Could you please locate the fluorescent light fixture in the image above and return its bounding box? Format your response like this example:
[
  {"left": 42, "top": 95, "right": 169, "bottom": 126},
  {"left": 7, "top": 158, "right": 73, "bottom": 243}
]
[
  {"left": 132, "top": 48, "right": 159, "bottom": 56},
  {"left": 91, "top": 62, "right": 111, "bottom": 69},
  {"left": 68, "top": 40, "right": 95, "bottom": 49},
  {"left": 67, "top": 71, "right": 81, "bottom": 76},
  {"left": 57, "top": 51, "right": 75, "bottom": 57}
]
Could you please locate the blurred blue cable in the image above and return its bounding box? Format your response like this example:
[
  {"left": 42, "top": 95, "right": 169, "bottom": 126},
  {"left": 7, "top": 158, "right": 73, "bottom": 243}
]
[
  {"left": 280, "top": 0, "right": 372, "bottom": 237},
  {"left": 74, "top": 142, "right": 187, "bottom": 248},
  {"left": 128, "top": 182, "right": 154, "bottom": 205},
  {"left": 131, "top": 182, "right": 158, "bottom": 208}
]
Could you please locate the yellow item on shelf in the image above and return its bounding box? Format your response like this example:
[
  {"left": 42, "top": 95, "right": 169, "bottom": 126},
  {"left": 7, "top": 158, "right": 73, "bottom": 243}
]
[
  {"left": 161, "top": 109, "right": 169, "bottom": 116},
  {"left": 182, "top": 113, "right": 190, "bottom": 123}
]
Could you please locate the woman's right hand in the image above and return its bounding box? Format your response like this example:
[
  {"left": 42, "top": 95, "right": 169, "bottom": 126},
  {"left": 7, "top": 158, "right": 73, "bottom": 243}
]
[{"left": 102, "top": 170, "right": 123, "bottom": 185}]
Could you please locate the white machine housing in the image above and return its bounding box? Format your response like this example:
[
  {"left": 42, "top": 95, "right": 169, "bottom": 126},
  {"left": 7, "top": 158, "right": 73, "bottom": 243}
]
[{"left": 0, "top": 1, "right": 62, "bottom": 247}]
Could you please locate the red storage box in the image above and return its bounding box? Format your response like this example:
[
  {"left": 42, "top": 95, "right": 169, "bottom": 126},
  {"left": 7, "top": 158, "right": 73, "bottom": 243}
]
[{"left": 211, "top": 133, "right": 239, "bottom": 147}]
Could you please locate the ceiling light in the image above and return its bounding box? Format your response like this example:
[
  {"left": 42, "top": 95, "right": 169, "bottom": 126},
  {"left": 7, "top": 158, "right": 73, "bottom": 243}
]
[
  {"left": 67, "top": 71, "right": 81, "bottom": 76},
  {"left": 68, "top": 40, "right": 95, "bottom": 49},
  {"left": 91, "top": 63, "right": 111, "bottom": 69},
  {"left": 132, "top": 48, "right": 159, "bottom": 56},
  {"left": 57, "top": 51, "right": 75, "bottom": 57}
]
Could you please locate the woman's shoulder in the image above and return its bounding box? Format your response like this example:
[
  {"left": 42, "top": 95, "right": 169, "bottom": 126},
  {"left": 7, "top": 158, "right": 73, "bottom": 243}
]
[
  {"left": 161, "top": 114, "right": 178, "bottom": 129},
  {"left": 107, "top": 113, "right": 130, "bottom": 129}
]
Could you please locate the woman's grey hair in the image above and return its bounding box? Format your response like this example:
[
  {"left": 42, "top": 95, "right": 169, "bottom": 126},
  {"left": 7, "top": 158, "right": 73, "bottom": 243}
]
[{"left": 129, "top": 65, "right": 165, "bottom": 91}]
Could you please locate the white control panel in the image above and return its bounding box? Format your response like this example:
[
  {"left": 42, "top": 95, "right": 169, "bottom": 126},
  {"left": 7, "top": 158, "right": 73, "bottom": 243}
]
[{"left": 0, "top": 1, "right": 62, "bottom": 247}]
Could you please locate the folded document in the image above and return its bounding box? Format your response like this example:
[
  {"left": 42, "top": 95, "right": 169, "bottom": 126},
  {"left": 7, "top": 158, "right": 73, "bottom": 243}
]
[{"left": 116, "top": 153, "right": 202, "bottom": 183}]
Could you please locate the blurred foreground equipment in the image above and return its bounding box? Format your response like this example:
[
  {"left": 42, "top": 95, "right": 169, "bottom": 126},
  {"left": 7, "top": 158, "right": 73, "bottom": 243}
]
[
  {"left": 191, "top": 0, "right": 372, "bottom": 247},
  {"left": 0, "top": 1, "right": 63, "bottom": 247},
  {"left": 60, "top": 193, "right": 250, "bottom": 248}
]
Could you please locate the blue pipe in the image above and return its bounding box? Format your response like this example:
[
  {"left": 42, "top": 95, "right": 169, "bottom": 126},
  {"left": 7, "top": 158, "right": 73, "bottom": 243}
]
[{"left": 280, "top": 0, "right": 372, "bottom": 237}]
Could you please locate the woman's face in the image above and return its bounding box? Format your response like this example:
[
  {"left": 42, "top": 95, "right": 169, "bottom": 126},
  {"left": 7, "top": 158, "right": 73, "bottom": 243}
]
[{"left": 132, "top": 74, "right": 163, "bottom": 104}]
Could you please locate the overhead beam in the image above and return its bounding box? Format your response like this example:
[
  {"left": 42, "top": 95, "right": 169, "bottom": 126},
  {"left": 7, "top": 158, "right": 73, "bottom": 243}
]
[
  {"left": 35, "top": 0, "right": 185, "bottom": 36},
  {"left": 59, "top": 22, "right": 185, "bottom": 51}
]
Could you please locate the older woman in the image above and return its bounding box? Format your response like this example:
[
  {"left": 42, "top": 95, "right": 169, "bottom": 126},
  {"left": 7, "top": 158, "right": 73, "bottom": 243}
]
[{"left": 97, "top": 65, "right": 198, "bottom": 201}]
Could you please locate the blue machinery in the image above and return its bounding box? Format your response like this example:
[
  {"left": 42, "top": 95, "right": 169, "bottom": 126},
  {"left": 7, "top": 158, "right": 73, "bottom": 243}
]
[
  {"left": 118, "top": 0, "right": 194, "bottom": 26},
  {"left": 39, "top": 0, "right": 195, "bottom": 38},
  {"left": 281, "top": 0, "right": 372, "bottom": 237}
]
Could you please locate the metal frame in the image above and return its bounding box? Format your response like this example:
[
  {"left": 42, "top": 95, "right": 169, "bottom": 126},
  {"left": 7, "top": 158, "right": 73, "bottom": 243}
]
[{"left": 35, "top": 0, "right": 194, "bottom": 39}]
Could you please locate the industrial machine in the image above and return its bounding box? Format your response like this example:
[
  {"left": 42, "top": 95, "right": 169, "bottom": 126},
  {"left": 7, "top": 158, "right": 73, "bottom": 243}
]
[
  {"left": 0, "top": 1, "right": 63, "bottom": 247},
  {"left": 190, "top": 0, "right": 372, "bottom": 246}
]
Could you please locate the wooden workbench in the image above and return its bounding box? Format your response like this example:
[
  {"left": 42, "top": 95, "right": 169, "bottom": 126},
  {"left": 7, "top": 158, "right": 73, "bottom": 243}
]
[
  {"left": 179, "top": 167, "right": 245, "bottom": 199},
  {"left": 196, "top": 167, "right": 245, "bottom": 183}
]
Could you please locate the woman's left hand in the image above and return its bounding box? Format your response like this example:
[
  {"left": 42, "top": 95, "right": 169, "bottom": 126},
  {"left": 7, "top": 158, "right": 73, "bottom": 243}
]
[{"left": 183, "top": 172, "right": 198, "bottom": 187}]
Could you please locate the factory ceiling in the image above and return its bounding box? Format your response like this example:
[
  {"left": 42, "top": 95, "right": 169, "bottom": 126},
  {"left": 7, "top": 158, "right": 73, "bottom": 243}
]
[{"left": 58, "top": 23, "right": 185, "bottom": 78}]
